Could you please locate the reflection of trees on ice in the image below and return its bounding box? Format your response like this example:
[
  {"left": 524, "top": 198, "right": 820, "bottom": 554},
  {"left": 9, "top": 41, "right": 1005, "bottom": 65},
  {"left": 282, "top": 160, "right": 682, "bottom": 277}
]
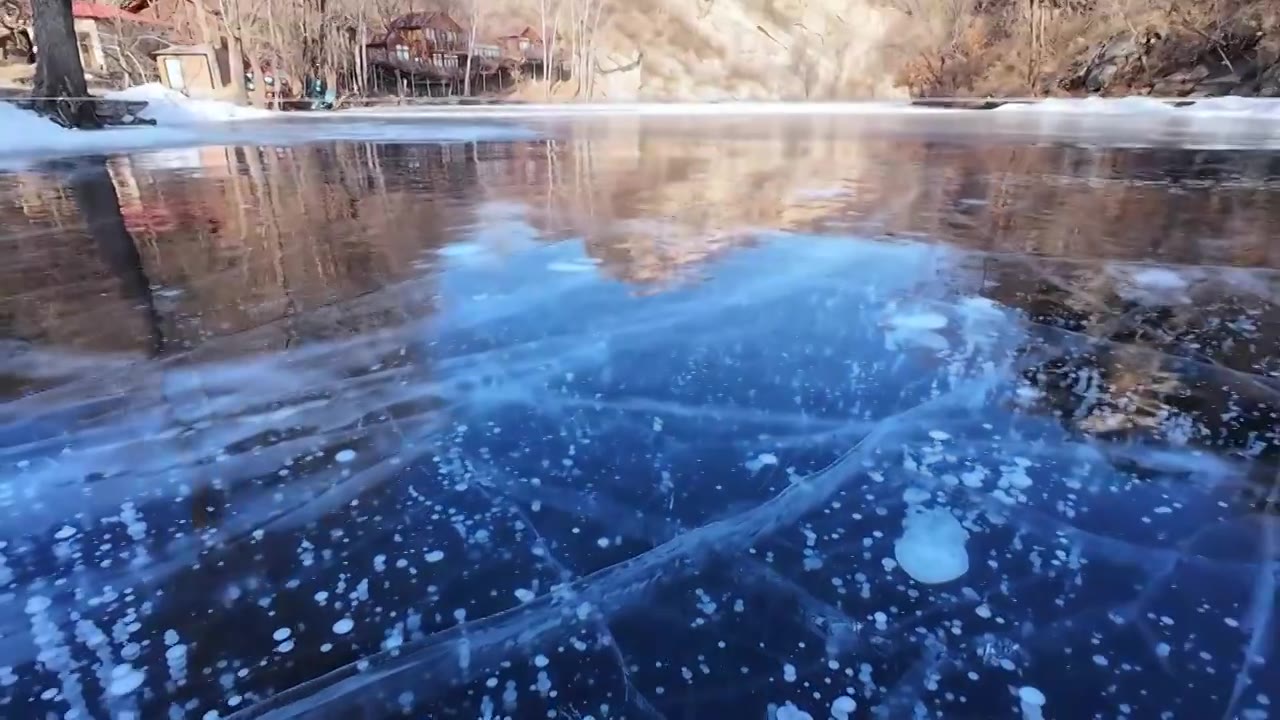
[{"left": 1, "top": 237, "right": 1276, "bottom": 720}]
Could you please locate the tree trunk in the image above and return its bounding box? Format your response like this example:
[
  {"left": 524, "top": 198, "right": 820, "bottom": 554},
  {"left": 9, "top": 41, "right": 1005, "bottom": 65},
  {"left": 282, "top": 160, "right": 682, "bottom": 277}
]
[
  {"left": 228, "top": 32, "right": 249, "bottom": 103},
  {"left": 266, "top": 0, "right": 283, "bottom": 108},
  {"left": 463, "top": 3, "right": 477, "bottom": 96},
  {"left": 218, "top": 0, "right": 249, "bottom": 104},
  {"left": 357, "top": 13, "right": 367, "bottom": 96},
  {"left": 539, "top": 0, "right": 549, "bottom": 98},
  {"left": 192, "top": 0, "right": 212, "bottom": 44},
  {"left": 65, "top": 157, "right": 164, "bottom": 355},
  {"left": 586, "top": 0, "right": 603, "bottom": 99},
  {"left": 548, "top": 5, "right": 562, "bottom": 88},
  {"left": 31, "top": 0, "right": 100, "bottom": 128}
]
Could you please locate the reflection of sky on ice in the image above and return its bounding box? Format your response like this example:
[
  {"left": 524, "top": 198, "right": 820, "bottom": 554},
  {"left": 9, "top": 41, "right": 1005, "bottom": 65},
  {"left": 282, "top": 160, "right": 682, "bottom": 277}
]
[{"left": 0, "top": 218, "right": 1277, "bottom": 720}]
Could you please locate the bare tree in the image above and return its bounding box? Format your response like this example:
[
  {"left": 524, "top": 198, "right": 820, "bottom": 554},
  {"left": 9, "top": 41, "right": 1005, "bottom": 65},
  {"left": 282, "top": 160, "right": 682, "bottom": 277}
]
[
  {"left": 30, "top": 0, "right": 99, "bottom": 127},
  {"left": 566, "top": 0, "right": 604, "bottom": 98},
  {"left": 216, "top": 0, "right": 255, "bottom": 103},
  {"left": 539, "top": 0, "right": 551, "bottom": 97},
  {"left": 463, "top": 0, "right": 478, "bottom": 95}
]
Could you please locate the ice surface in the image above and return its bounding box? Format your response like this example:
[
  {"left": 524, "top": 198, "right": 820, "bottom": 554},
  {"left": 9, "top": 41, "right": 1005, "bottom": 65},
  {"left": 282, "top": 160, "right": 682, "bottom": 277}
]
[{"left": 0, "top": 199, "right": 1275, "bottom": 720}]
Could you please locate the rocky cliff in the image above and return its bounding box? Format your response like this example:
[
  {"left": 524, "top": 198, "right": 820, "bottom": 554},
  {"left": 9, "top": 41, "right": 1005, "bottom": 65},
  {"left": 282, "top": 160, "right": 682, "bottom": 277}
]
[
  {"left": 569, "top": 0, "right": 907, "bottom": 100},
  {"left": 568, "top": 0, "right": 1279, "bottom": 100},
  {"left": 1060, "top": 23, "right": 1280, "bottom": 97}
]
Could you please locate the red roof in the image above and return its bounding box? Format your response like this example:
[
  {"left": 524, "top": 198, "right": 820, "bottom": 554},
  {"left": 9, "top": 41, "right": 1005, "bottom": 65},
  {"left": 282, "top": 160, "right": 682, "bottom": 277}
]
[{"left": 71, "top": 1, "right": 167, "bottom": 24}]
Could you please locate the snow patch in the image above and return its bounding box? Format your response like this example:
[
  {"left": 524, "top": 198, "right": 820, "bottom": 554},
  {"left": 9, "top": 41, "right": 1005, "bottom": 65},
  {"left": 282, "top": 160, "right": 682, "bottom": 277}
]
[
  {"left": 885, "top": 311, "right": 949, "bottom": 331},
  {"left": 105, "top": 83, "right": 273, "bottom": 124},
  {"left": 1131, "top": 268, "right": 1189, "bottom": 291},
  {"left": 0, "top": 102, "right": 197, "bottom": 162},
  {"left": 995, "top": 96, "right": 1280, "bottom": 119}
]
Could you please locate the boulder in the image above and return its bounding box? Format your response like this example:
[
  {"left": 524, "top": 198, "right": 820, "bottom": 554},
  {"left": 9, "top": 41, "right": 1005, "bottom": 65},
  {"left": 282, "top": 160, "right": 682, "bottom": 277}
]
[
  {"left": 1150, "top": 65, "right": 1210, "bottom": 96},
  {"left": 1259, "top": 61, "right": 1280, "bottom": 96}
]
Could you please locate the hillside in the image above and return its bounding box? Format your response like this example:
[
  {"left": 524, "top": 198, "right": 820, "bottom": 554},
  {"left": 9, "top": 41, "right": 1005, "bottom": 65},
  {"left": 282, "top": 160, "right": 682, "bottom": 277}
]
[
  {"left": 540, "top": 0, "right": 1280, "bottom": 99},
  {"left": 5, "top": 0, "right": 1277, "bottom": 101}
]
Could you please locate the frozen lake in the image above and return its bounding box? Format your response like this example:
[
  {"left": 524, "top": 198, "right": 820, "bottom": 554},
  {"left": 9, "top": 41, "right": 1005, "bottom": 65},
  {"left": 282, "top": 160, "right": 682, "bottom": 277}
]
[{"left": 0, "top": 113, "right": 1277, "bottom": 720}]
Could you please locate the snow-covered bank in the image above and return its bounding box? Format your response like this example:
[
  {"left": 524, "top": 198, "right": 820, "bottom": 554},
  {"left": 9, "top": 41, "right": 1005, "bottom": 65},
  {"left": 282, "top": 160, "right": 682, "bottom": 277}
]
[
  {"left": 0, "top": 102, "right": 203, "bottom": 162},
  {"left": 0, "top": 85, "right": 269, "bottom": 164},
  {"left": 335, "top": 97, "right": 1280, "bottom": 121},
  {"left": 104, "top": 83, "right": 273, "bottom": 124},
  {"left": 986, "top": 96, "right": 1280, "bottom": 150},
  {"left": 0, "top": 86, "right": 534, "bottom": 166},
  {"left": 4, "top": 92, "right": 1280, "bottom": 166},
  {"left": 994, "top": 96, "right": 1280, "bottom": 118},
  {"left": 335, "top": 101, "right": 956, "bottom": 119}
]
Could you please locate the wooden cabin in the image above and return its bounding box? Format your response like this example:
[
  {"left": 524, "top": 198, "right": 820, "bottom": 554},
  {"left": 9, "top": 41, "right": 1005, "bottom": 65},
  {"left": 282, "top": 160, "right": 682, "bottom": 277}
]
[
  {"left": 385, "top": 11, "right": 466, "bottom": 76},
  {"left": 364, "top": 15, "right": 568, "bottom": 97},
  {"left": 365, "top": 33, "right": 389, "bottom": 66},
  {"left": 366, "top": 10, "right": 474, "bottom": 95},
  {"left": 498, "top": 27, "right": 544, "bottom": 63}
]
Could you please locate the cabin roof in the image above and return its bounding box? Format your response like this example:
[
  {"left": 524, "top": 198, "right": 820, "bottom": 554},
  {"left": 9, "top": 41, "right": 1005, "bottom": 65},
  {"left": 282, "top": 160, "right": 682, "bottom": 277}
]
[
  {"left": 72, "top": 1, "right": 168, "bottom": 24},
  {"left": 387, "top": 11, "right": 463, "bottom": 33}
]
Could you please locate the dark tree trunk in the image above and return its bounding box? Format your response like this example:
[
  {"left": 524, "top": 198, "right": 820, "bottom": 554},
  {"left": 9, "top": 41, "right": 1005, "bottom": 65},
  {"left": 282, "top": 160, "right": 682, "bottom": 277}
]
[{"left": 31, "top": 0, "right": 100, "bottom": 128}]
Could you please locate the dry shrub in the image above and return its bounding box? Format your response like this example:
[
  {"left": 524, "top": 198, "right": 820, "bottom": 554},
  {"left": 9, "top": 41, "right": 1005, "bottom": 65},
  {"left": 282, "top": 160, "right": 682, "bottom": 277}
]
[{"left": 884, "top": 0, "right": 1277, "bottom": 95}]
